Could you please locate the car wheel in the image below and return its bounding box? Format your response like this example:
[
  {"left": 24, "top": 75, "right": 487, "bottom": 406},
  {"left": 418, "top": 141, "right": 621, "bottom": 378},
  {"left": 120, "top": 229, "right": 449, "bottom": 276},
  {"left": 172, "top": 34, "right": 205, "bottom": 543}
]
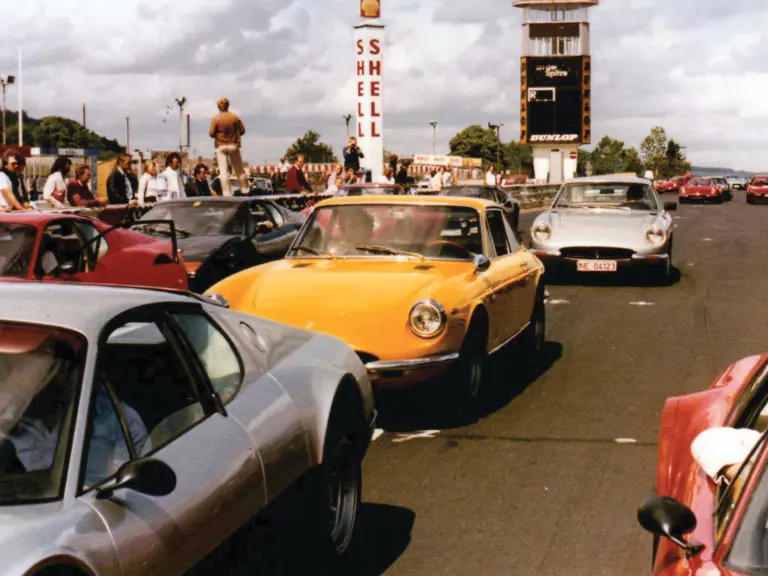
[
  {"left": 649, "top": 254, "right": 672, "bottom": 286},
  {"left": 451, "top": 317, "right": 487, "bottom": 402},
  {"left": 520, "top": 288, "right": 546, "bottom": 363}
]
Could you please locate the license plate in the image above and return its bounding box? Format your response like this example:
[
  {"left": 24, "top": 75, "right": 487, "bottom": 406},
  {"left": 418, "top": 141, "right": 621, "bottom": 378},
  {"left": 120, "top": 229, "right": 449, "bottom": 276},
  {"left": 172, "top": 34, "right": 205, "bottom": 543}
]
[{"left": 577, "top": 260, "right": 617, "bottom": 272}]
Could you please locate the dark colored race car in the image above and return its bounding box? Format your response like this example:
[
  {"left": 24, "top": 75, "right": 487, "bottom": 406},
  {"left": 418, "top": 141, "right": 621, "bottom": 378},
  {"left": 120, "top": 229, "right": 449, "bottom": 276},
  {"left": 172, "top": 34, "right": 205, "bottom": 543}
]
[
  {"left": 439, "top": 185, "right": 521, "bottom": 231},
  {"left": 137, "top": 197, "right": 305, "bottom": 293},
  {"left": 0, "top": 212, "right": 188, "bottom": 290}
]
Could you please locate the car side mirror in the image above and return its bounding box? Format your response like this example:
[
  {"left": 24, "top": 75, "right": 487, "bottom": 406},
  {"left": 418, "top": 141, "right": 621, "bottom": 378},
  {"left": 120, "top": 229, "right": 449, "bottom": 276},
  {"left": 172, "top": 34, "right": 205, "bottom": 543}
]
[
  {"left": 637, "top": 494, "right": 703, "bottom": 557},
  {"left": 664, "top": 201, "right": 678, "bottom": 212},
  {"left": 473, "top": 254, "right": 491, "bottom": 274},
  {"left": 95, "top": 458, "right": 177, "bottom": 500}
]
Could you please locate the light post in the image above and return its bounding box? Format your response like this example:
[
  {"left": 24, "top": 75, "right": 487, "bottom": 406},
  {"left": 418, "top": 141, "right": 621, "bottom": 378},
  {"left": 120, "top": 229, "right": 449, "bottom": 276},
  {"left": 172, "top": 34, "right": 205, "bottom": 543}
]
[
  {"left": 0, "top": 75, "right": 16, "bottom": 145},
  {"left": 175, "top": 97, "right": 187, "bottom": 153},
  {"left": 429, "top": 121, "right": 438, "bottom": 156},
  {"left": 488, "top": 122, "right": 504, "bottom": 173},
  {"left": 343, "top": 114, "right": 352, "bottom": 139}
]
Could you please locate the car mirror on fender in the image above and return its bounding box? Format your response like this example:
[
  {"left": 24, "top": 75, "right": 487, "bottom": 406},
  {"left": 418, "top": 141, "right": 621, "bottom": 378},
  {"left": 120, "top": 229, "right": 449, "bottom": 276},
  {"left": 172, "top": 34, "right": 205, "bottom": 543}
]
[
  {"left": 637, "top": 494, "right": 704, "bottom": 558},
  {"left": 473, "top": 254, "right": 491, "bottom": 274},
  {"left": 95, "top": 458, "right": 177, "bottom": 500}
]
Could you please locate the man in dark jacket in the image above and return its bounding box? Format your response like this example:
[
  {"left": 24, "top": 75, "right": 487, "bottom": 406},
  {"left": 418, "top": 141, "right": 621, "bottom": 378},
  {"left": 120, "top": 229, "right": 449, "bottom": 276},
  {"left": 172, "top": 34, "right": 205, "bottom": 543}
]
[
  {"left": 106, "top": 154, "right": 136, "bottom": 205},
  {"left": 343, "top": 137, "right": 364, "bottom": 172},
  {"left": 186, "top": 164, "right": 213, "bottom": 197},
  {"left": 285, "top": 155, "right": 313, "bottom": 194}
]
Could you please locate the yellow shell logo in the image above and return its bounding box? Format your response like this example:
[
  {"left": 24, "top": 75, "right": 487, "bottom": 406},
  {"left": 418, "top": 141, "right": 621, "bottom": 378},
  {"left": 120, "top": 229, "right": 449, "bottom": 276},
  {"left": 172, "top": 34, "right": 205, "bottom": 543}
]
[{"left": 361, "top": 0, "right": 380, "bottom": 18}]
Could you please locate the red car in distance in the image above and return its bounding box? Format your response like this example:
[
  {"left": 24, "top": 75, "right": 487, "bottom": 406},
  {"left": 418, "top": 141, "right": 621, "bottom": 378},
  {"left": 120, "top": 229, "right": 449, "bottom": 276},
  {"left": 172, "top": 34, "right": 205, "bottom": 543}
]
[
  {"left": 746, "top": 175, "right": 768, "bottom": 204},
  {"left": 639, "top": 353, "right": 768, "bottom": 575},
  {"left": 0, "top": 212, "right": 188, "bottom": 290},
  {"left": 679, "top": 177, "right": 727, "bottom": 204},
  {"left": 656, "top": 175, "right": 690, "bottom": 194}
]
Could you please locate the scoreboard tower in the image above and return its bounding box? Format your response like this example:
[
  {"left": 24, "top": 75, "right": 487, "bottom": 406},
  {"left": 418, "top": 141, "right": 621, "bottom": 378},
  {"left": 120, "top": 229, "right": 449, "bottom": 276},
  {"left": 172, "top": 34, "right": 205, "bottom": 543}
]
[{"left": 513, "top": 0, "right": 599, "bottom": 184}]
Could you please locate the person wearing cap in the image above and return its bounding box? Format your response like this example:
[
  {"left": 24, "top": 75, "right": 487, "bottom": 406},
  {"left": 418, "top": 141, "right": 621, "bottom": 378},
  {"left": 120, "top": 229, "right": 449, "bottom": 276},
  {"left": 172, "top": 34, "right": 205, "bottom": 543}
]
[
  {"left": 691, "top": 427, "right": 762, "bottom": 484},
  {"left": 209, "top": 97, "right": 247, "bottom": 197}
]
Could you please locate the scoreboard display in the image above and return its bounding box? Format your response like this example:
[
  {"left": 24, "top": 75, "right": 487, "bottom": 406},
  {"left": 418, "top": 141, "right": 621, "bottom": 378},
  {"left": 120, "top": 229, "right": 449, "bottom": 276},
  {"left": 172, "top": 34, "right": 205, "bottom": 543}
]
[{"left": 520, "top": 55, "right": 591, "bottom": 145}]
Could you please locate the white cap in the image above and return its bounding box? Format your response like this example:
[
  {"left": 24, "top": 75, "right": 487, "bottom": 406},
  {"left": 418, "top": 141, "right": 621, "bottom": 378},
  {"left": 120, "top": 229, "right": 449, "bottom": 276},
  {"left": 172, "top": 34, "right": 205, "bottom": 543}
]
[{"left": 691, "top": 427, "right": 762, "bottom": 480}]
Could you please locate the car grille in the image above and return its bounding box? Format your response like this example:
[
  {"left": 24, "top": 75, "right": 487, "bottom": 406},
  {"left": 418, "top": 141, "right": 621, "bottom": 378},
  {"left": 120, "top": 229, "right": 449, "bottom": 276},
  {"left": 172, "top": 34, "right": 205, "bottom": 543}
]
[
  {"left": 560, "top": 247, "right": 635, "bottom": 260},
  {"left": 356, "top": 352, "right": 379, "bottom": 366}
]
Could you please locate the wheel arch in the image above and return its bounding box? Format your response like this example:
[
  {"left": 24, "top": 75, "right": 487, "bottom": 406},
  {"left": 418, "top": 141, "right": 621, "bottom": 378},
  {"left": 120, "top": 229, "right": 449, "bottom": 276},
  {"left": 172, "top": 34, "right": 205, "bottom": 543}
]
[
  {"left": 25, "top": 555, "right": 96, "bottom": 576},
  {"left": 466, "top": 303, "right": 490, "bottom": 353}
]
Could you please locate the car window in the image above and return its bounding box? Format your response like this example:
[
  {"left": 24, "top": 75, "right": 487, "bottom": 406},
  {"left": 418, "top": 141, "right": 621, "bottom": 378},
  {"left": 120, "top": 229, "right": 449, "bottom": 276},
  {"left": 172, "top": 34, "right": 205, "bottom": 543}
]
[
  {"left": 501, "top": 212, "right": 522, "bottom": 252},
  {"left": 39, "top": 220, "right": 86, "bottom": 276},
  {"left": 264, "top": 204, "right": 285, "bottom": 228},
  {"left": 714, "top": 437, "right": 764, "bottom": 545},
  {"left": 0, "top": 223, "right": 37, "bottom": 277},
  {"left": 83, "top": 319, "right": 208, "bottom": 490},
  {"left": 486, "top": 210, "right": 510, "bottom": 257},
  {"left": 75, "top": 220, "right": 109, "bottom": 260},
  {"left": 171, "top": 312, "right": 243, "bottom": 405}
]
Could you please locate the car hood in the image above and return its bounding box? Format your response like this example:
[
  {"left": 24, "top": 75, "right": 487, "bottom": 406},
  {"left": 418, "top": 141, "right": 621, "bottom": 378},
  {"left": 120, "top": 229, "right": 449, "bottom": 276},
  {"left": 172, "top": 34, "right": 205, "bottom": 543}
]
[
  {"left": 178, "top": 235, "right": 239, "bottom": 262},
  {"left": 548, "top": 209, "right": 660, "bottom": 237},
  {"left": 224, "top": 258, "right": 472, "bottom": 349}
]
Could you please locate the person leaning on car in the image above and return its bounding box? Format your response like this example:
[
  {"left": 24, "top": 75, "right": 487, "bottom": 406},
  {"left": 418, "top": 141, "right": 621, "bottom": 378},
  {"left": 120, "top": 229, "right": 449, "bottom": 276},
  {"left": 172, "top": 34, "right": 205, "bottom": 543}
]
[
  {"left": 186, "top": 164, "right": 214, "bottom": 197},
  {"left": 0, "top": 150, "right": 31, "bottom": 211},
  {"left": 67, "top": 164, "right": 105, "bottom": 207},
  {"left": 285, "top": 155, "right": 313, "bottom": 194},
  {"left": 107, "top": 154, "right": 138, "bottom": 205}
]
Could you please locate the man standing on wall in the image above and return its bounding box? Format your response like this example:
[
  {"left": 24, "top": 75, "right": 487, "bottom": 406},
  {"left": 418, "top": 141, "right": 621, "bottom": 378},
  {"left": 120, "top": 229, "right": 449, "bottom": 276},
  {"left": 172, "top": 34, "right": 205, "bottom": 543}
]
[
  {"left": 209, "top": 98, "right": 247, "bottom": 196},
  {"left": 343, "top": 137, "right": 365, "bottom": 173}
]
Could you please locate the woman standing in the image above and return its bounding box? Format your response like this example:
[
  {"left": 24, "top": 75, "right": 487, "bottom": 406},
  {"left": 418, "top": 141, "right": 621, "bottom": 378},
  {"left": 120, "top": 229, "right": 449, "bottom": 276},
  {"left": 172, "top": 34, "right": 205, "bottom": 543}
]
[
  {"left": 137, "top": 160, "right": 161, "bottom": 204},
  {"left": 43, "top": 156, "right": 72, "bottom": 207}
]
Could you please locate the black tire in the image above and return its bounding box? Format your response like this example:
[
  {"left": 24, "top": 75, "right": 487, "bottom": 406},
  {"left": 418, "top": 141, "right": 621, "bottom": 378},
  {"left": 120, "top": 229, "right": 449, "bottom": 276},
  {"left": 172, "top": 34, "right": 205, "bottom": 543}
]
[
  {"left": 450, "top": 317, "right": 488, "bottom": 402},
  {"left": 747, "top": 196, "right": 755, "bottom": 205},
  {"left": 520, "top": 288, "right": 546, "bottom": 363}
]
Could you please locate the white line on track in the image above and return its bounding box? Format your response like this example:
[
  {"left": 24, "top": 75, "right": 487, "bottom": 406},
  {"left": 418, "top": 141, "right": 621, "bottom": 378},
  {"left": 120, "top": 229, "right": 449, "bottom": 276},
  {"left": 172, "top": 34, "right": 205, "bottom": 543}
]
[
  {"left": 546, "top": 299, "right": 570, "bottom": 306},
  {"left": 629, "top": 302, "right": 655, "bottom": 307},
  {"left": 702, "top": 238, "right": 714, "bottom": 242},
  {"left": 392, "top": 430, "right": 441, "bottom": 444},
  {"left": 615, "top": 438, "right": 638, "bottom": 444}
]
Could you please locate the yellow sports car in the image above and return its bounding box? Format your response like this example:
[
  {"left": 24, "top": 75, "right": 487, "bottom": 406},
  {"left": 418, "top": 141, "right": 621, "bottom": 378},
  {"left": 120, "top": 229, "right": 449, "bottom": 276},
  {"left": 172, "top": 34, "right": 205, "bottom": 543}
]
[{"left": 206, "top": 196, "right": 546, "bottom": 401}]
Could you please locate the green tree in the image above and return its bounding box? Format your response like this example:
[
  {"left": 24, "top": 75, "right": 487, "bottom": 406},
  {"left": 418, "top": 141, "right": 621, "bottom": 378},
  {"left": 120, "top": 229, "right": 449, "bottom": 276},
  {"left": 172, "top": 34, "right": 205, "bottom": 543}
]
[
  {"left": 448, "top": 125, "right": 503, "bottom": 167},
  {"left": 590, "top": 136, "right": 627, "bottom": 175},
  {"left": 663, "top": 139, "right": 692, "bottom": 178},
  {"left": 622, "top": 147, "right": 644, "bottom": 175},
  {"left": 640, "top": 126, "right": 668, "bottom": 179},
  {"left": 285, "top": 130, "right": 337, "bottom": 163},
  {"left": 504, "top": 141, "right": 533, "bottom": 173}
]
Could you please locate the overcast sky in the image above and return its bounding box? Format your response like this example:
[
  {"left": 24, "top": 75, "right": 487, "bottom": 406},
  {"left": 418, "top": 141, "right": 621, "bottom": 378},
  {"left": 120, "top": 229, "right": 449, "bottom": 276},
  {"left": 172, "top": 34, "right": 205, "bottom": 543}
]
[{"left": 3, "top": 0, "right": 767, "bottom": 170}]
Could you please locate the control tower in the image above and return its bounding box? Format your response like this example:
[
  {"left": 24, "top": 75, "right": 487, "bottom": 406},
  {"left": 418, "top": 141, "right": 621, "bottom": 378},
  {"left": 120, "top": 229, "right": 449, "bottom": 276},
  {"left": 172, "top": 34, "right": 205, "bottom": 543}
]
[{"left": 513, "top": 0, "right": 598, "bottom": 184}]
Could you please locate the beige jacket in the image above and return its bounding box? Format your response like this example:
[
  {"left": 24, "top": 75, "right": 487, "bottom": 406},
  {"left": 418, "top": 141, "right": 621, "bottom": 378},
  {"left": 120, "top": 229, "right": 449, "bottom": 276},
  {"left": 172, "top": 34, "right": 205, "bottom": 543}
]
[{"left": 209, "top": 111, "right": 246, "bottom": 148}]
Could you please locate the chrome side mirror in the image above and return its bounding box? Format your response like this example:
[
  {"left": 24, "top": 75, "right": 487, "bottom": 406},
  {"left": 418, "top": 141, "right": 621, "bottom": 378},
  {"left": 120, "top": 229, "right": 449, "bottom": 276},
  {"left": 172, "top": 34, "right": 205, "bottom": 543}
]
[{"left": 473, "top": 254, "right": 491, "bottom": 274}]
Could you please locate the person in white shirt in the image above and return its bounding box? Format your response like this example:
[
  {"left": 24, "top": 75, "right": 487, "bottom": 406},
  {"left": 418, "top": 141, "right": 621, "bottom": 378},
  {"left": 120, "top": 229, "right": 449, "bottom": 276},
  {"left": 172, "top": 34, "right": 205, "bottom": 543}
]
[
  {"left": 442, "top": 167, "right": 454, "bottom": 187},
  {"left": 0, "top": 170, "right": 11, "bottom": 211},
  {"left": 159, "top": 153, "right": 186, "bottom": 201},
  {"left": 328, "top": 176, "right": 344, "bottom": 195},
  {"left": 485, "top": 165, "right": 497, "bottom": 187},
  {"left": 429, "top": 170, "right": 443, "bottom": 190},
  {"left": 691, "top": 427, "right": 762, "bottom": 485},
  {"left": 278, "top": 157, "right": 291, "bottom": 175},
  {"left": 137, "top": 160, "right": 161, "bottom": 204},
  {"left": 43, "top": 156, "right": 72, "bottom": 208},
  {"left": 377, "top": 168, "right": 396, "bottom": 184},
  {"left": 327, "top": 164, "right": 343, "bottom": 189}
]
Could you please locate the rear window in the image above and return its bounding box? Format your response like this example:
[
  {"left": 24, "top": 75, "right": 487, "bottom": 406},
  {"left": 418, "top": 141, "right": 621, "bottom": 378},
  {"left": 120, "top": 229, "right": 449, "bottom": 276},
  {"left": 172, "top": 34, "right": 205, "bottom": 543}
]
[
  {"left": 0, "top": 223, "right": 36, "bottom": 278},
  {"left": 688, "top": 178, "right": 712, "bottom": 186}
]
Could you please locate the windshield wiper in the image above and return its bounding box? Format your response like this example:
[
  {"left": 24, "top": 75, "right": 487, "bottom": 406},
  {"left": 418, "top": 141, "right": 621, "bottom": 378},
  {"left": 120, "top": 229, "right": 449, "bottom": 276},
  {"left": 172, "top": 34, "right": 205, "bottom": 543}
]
[
  {"left": 356, "top": 245, "right": 425, "bottom": 261},
  {"left": 291, "top": 245, "right": 336, "bottom": 259}
]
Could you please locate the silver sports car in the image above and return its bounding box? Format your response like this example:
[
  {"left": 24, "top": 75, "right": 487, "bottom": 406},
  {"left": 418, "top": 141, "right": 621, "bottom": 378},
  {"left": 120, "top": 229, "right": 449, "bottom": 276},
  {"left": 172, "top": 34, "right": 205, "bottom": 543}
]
[
  {"left": 0, "top": 283, "right": 375, "bottom": 576},
  {"left": 529, "top": 176, "right": 677, "bottom": 283}
]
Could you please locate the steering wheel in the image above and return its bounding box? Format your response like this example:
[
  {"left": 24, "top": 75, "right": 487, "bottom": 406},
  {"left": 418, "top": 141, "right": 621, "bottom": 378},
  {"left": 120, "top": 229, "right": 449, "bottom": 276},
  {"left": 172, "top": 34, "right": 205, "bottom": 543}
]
[{"left": 426, "top": 241, "right": 474, "bottom": 259}]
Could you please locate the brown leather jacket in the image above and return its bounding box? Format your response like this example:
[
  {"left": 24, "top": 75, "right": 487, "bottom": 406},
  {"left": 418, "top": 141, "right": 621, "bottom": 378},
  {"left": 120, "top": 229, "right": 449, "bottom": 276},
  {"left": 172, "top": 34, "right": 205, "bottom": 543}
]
[{"left": 209, "top": 111, "right": 246, "bottom": 148}]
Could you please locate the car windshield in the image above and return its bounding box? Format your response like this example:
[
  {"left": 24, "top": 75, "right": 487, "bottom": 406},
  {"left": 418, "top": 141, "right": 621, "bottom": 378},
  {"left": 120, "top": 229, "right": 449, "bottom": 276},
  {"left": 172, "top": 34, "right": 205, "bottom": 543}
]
[
  {"left": 341, "top": 186, "right": 401, "bottom": 196},
  {"left": 0, "top": 224, "right": 36, "bottom": 278},
  {"left": 688, "top": 178, "right": 711, "bottom": 187},
  {"left": 290, "top": 204, "right": 484, "bottom": 261},
  {"left": 140, "top": 202, "right": 244, "bottom": 236},
  {"left": 753, "top": 179, "right": 768, "bottom": 186},
  {"left": 554, "top": 183, "right": 660, "bottom": 211},
  {"left": 0, "top": 322, "right": 85, "bottom": 505},
  {"left": 442, "top": 187, "right": 494, "bottom": 201}
]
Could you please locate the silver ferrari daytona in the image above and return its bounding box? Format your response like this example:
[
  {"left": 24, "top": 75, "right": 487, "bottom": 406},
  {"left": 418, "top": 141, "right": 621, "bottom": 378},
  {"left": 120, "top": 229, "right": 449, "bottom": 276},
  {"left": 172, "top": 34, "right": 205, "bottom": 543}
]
[
  {"left": 0, "top": 283, "right": 376, "bottom": 576},
  {"left": 529, "top": 175, "right": 677, "bottom": 284}
]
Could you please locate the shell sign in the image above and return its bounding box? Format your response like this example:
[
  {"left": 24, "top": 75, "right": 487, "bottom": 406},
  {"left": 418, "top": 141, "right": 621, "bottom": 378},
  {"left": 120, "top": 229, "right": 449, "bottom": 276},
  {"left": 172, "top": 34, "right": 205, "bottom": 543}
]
[{"left": 361, "top": 0, "right": 381, "bottom": 18}]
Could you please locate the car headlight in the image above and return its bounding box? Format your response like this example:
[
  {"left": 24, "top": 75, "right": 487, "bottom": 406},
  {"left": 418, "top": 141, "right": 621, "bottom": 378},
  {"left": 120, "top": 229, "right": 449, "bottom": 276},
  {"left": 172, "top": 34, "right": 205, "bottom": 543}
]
[
  {"left": 409, "top": 300, "right": 447, "bottom": 338},
  {"left": 646, "top": 226, "right": 665, "bottom": 245},
  {"left": 533, "top": 222, "right": 552, "bottom": 241}
]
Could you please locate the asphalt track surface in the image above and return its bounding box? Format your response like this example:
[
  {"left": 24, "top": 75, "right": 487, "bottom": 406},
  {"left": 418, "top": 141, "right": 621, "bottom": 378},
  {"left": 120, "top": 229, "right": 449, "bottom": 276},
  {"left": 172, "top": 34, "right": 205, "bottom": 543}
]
[{"left": 193, "top": 189, "right": 768, "bottom": 576}]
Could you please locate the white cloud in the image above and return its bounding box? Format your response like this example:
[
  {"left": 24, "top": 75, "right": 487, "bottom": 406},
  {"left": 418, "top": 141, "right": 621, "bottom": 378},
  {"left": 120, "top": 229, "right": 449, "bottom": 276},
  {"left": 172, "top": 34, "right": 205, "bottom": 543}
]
[{"left": 2, "top": 0, "right": 768, "bottom": 170}]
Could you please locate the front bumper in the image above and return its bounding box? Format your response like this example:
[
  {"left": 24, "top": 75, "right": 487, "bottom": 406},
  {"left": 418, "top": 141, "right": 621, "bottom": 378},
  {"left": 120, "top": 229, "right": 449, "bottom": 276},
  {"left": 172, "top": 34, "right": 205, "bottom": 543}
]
[
  {"left": 530, "top": 248, "right": 670, "bottom": 271},
  {"left": 679, "top": 193, "right": 721, "bottom": 202},
  {"left": 747, "top": 192, "right": 768, "bottom": 203},
  {"left": 364, "top": 353, "right": 459, "bottom": 388}
]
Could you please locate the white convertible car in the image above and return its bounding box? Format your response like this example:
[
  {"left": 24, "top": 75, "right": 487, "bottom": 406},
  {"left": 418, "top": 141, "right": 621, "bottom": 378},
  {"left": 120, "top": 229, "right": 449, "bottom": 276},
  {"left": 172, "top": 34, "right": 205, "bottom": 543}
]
[{"left": 0, "top": 283, "right": 375, "bottom": 576}]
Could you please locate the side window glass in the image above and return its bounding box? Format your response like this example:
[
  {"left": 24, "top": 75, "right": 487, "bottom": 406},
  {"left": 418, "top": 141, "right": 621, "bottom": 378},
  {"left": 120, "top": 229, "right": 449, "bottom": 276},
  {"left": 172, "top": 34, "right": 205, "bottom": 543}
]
[
  {"left": 76, "top": 221, "right": 109, "bottom": 260},
  {"left": 90, "top": 321, "right": 206, "bottom": 474},
  {"left": 39, "top": 221, "right": 82, "bottom": 276},
  {"left": 172, "top": 313, "right": 243, "bottom": 405},
  {"left": 486, "top": 210, "right": 509, "bottom": 257},
  {"left": 265, "top": 204, "right": 285, "bottom": 228},
  {"left": 502, "top": 213, "right": 522, "bottom": 252}
]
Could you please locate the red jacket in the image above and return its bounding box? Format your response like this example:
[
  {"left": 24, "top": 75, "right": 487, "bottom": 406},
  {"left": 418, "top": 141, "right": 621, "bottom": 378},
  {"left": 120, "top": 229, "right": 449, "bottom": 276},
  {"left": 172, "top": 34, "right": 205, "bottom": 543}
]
[{"left": 285, "top": 165, "right": 312, "bottom": 193}]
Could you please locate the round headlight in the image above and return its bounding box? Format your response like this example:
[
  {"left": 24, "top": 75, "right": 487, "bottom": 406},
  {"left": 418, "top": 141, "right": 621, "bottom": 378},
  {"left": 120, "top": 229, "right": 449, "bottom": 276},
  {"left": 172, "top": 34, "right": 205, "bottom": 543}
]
[
  {"left": 646, "top": 226, "right": 665, "bottom": 245},
  {"left": 533, "top": 222, "right": 552, "bottom": 241},
  {"left": 409, "top": 300, "right": 447, "bottom": 338}
]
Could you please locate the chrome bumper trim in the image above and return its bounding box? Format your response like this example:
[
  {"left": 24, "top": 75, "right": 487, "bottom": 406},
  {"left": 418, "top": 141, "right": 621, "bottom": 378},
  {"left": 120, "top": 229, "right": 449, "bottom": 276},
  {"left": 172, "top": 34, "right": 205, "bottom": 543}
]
[
  {"left": 365, "top": 353, "right": 460, "bottom": 373},
  {"left": 631, "top": 253, "right": 669, "bottom": 261}
]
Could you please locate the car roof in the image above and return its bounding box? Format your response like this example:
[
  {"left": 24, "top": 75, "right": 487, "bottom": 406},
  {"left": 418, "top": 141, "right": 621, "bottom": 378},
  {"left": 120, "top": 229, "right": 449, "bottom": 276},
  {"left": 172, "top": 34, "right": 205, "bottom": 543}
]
[
  {"left": 565, "top": 175, "right": 653, "bottom": 186},
  {"left": 342, "top": 183, "right": 402, "bottom": 188},
  {"left": 0, "top": 282, "right": 193, "bottom": 336},
  {"left": 314, "top": 195, "right": 496, "bottom": 210},
  {"left": 0, "top": 211, "right": 87, "bottom": 226},
  {"left": 156, "top": 197, "right": 259, "bottom": 205}
]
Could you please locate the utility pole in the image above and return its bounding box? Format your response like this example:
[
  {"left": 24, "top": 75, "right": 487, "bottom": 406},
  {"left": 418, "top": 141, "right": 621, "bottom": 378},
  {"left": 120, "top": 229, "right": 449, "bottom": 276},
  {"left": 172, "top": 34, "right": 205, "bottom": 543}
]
[
  {"left": 0, "top": 75, "right": 16, "bottom": 146},
  {"left": 429, "top": 121, "right": 438, "bottom": 156},
  {"left": 126, "top": 117, "right": 130, "bottom": 152},
  {"left": 343, "top": 114, "right": 352, "bottom": 139},
  {"left": 175, "top": 97, "right": 187, "bottom": 153},
  {"left": 488, "top": 122, "right": 504, "bottom": 173},
  {"left": 82, "top": 103, "right": 87, "bottom": 129}
]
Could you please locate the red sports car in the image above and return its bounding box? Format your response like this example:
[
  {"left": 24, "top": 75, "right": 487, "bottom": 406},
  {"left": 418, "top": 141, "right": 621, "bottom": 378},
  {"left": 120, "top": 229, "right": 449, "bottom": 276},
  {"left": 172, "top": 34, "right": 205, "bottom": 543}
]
[
  {"left": 639, "top": 353, "right": 768, "bottom": 575},
  {"left": 656, "top": 176, "right": 688, "bottom": 194},
  {"left": 746, "top": 175, "right": 768, "bottom": 204},
  {"left": 679, "top": 177, "right": 726, "bottom": 203},
  {"left": 0, "top": 212, "right": 188, "bottom": 290}
]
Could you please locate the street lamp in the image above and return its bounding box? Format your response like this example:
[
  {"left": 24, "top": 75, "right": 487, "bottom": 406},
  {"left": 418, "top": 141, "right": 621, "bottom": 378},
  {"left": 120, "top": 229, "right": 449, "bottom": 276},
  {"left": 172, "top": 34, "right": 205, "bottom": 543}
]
[
  {"left": 175, "top": 97, "right": 187, "bottom": 152},
  {"left": 488, "top": 122, "right": 504, "bottom": 173},
  {"left": 343, "top": 114, "right": 352, "bottom": 139},
  {"left": 0, "top": 75, "right": 16, "bottom": 146},
  {"left": 429, "top": 121, "right": 438, "bottom": 156}
]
